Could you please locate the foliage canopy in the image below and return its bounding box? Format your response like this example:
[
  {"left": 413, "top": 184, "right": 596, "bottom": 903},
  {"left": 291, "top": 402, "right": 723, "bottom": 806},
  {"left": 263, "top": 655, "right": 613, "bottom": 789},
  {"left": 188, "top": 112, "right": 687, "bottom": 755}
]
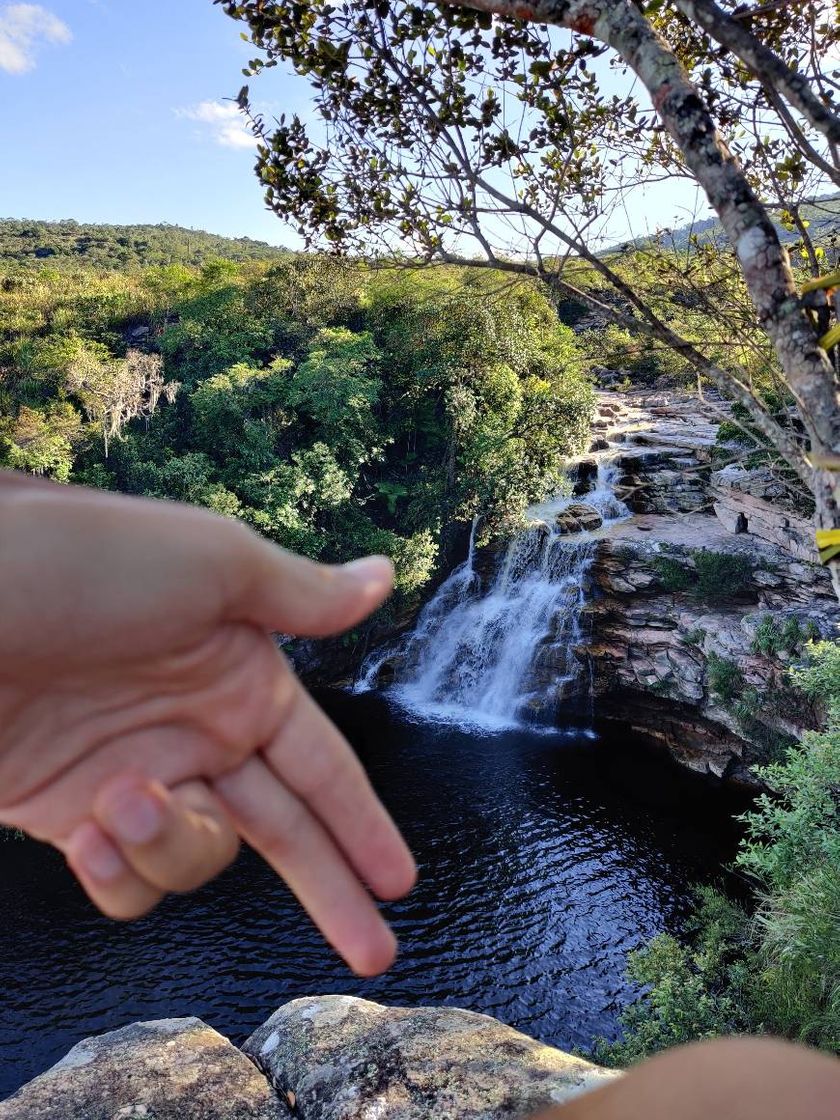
[{"left": 0, "top": 252, "right": 592, "bottom": 607}]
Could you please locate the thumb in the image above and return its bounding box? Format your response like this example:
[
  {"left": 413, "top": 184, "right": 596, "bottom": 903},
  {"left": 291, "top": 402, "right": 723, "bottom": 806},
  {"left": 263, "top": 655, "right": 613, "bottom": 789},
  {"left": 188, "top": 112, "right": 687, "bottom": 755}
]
[{"left": 231, "top": 533, "right": 394, "bottom": 637}]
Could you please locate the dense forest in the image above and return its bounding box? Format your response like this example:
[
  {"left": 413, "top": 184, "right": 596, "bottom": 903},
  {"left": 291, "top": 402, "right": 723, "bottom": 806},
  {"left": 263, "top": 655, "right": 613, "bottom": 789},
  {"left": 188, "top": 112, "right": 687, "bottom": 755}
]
[
  {"left": 0, "top": 245, "right": 592, "bottom": 608},
  {"left": 0, "top": 220, "right": 290, "bottom": 271}
]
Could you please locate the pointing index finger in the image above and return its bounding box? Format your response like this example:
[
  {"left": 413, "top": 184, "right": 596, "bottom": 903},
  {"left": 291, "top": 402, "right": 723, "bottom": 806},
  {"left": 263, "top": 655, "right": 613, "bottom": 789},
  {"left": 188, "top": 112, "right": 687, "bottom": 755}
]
[
  {"left": 262, "top": 680, "right": 417, "bottom": 902},
  {"left": 215, "top": 756, "right": 399, "bottom": 977}
]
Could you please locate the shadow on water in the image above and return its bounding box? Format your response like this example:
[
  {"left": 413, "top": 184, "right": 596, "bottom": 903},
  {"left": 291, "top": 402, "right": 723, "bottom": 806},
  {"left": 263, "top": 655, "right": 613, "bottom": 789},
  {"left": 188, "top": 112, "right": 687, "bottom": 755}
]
[{"left": 0, "top": 690, "right": 749, "bottom": 1098}]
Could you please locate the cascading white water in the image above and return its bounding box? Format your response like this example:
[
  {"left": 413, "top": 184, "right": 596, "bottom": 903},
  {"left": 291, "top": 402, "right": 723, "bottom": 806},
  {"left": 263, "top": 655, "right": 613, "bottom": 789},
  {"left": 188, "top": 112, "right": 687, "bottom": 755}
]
[
  {"left": 527, "top": 460, "right": 628, "bottom": 526},
  {"left": 355, "top": 459, "right": 629, "bottom": 730}
]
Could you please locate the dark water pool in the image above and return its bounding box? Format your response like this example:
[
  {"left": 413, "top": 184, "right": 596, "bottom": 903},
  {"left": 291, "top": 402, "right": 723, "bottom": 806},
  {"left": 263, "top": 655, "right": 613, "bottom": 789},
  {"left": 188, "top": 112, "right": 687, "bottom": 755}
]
[{"left": 0, "top": 691, "right": 746, "bottom": 1097}]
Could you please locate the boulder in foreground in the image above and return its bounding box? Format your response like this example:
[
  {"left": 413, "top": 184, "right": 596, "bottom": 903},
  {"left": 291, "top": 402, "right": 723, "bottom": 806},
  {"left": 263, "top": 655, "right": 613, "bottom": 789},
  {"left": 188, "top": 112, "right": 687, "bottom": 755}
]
[
  {"left": 0, "top": 1017, "right": 287, "bottom": 1120},
  {"left": 245, "top": 995, "right": 619, "bottom": 1120}
]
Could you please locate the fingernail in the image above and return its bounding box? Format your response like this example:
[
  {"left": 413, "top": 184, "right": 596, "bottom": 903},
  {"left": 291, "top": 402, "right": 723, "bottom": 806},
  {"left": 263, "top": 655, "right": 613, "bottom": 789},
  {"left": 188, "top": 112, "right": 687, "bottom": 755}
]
[
  {"left": 103, "top": 786, "right": 163, "bottom": 845},
  {"left": 81, "top": 830, "right": 126, "bottom": 882},
  {"left": 342, "top": 555, "right": 393, "bottom": 587}
]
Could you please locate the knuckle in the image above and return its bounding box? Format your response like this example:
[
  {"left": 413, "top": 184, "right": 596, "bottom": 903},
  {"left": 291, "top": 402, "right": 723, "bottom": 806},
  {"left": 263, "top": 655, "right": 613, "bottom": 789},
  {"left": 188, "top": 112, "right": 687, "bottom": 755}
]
[
  {"left": 149, "top": 825, "right": 239, "bottom": 894},
  {"left": 300, "top": 750, "right": 351, "bottom": 800}
]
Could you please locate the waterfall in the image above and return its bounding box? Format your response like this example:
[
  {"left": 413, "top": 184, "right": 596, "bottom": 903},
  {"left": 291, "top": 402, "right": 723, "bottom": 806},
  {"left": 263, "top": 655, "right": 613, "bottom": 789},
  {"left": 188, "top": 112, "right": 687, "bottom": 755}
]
[{"left": 355, "top": 459, "right": 628, "bottom": 731}]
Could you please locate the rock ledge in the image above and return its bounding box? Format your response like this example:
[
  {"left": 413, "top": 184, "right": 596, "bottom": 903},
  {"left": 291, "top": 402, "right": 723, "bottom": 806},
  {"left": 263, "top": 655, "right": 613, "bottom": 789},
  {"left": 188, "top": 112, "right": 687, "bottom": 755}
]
[{"left": 2, "top": 999, "right": 617, "bottom": 1120}]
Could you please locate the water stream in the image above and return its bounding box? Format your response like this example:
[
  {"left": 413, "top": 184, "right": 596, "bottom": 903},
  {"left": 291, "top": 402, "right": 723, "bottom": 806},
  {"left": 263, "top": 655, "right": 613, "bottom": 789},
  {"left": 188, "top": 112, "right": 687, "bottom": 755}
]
[{"left": 356, "top": 462, "right": 628, "bottom": 730}]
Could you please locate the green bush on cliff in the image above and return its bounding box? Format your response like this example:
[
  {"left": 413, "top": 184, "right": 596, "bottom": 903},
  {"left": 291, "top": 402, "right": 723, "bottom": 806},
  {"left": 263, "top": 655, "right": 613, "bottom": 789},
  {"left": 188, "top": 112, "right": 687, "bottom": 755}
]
[
  {"left": 652, "top": 554, "right": 693, "bottom": 593},
  {"left": 751, "top": 615, "right": 820, "bottom": 658},
  {"left": 651, "top": 550, "right": 753, "bottom": 602},
  {"left": 577, "top": 322, "right": 691, "bottom": 386},
  {"left": 684, "top": 627, "right": 706, "bottom": 648},
  {"left": 732, "top": 688, "right": 796, "bottom": 764},
  {"left": 691, "top": 549, "right": 752, "bottom": 601},
  {"left": 706, "top": 653, "right": 744, "bottom": 705},
  {"left": 596, "top": 641, "right": 840, "bottom": 1063}
]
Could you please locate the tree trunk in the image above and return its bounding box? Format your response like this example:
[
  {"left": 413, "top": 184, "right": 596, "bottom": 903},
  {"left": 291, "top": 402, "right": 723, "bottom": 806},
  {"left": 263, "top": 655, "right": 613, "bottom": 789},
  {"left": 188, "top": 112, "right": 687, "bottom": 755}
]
[{"left": 454, "top": 0, "right": 840, "bottom": 595}]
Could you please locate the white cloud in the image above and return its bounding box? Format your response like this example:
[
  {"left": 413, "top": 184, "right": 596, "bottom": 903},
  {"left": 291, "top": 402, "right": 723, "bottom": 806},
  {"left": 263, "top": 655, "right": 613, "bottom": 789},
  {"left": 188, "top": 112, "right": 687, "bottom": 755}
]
[
  {"left": 177, "top": 100, "right": 255, "bottom": 150},
  {"left": 0, "top": 3, "right": 71, "bottom": 75}
]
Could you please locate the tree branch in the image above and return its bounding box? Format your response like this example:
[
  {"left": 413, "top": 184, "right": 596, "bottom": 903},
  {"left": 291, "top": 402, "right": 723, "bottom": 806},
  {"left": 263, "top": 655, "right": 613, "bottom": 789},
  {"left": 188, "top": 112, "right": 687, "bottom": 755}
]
[
  {"left": 674, "top": 0, "right": 840, "bottom": 150},
  {"left": 437, "top": 250, "right": 812, "bottom": 484},
  {"left": 761, "top": 82, "right": 840, "bottom": 188},
  {"left": 449, "top": 0, "right": 840, "bottom": 447}
]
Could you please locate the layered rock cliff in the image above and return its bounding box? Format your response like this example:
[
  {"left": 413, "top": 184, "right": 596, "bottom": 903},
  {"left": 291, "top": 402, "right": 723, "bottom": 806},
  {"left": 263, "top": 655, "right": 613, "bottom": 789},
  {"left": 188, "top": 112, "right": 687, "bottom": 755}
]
[{"left": 574, "top": 390, "right": 839, "bottom": 783}]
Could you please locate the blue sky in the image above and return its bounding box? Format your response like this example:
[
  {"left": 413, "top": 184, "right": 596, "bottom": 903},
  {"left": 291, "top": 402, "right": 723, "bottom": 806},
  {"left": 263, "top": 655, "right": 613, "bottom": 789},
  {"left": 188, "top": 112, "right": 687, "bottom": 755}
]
[
  {"left": 0, "top": 0, "right": 309, "bottom": 245},
  {"left": 0, "top": 1, "right": 708, "bottom": 249}
]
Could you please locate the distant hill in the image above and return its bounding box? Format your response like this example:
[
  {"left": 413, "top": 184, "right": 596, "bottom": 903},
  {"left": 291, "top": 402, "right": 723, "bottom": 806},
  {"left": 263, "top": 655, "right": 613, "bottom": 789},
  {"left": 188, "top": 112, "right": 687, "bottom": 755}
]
[
  {"left": 608, "top": 193, "right": 840, "bottom": 254},
  {"left": 0, "top": 219, "right": 291, "bottom": 271}
]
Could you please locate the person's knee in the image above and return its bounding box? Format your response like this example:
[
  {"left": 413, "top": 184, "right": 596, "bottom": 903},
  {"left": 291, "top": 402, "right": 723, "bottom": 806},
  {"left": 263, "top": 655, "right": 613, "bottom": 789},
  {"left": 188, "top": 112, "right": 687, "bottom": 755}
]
[
  {"left": 532, "top": 1036, "right": 840, "bottom": 1120},
  {"left": 661, "top": 1033, "right": 831, "bottom": 1074}
]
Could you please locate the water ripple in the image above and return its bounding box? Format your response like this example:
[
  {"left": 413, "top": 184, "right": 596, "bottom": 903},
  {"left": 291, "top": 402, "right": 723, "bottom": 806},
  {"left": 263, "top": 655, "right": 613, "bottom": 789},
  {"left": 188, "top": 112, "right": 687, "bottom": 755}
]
[{"left": 0, "top": 691, "right": 747, "bottom": 1098}]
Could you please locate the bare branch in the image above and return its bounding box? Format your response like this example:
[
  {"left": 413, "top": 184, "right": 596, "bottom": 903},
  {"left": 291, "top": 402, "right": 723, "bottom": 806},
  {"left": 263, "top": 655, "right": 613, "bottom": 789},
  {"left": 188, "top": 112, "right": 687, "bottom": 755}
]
[
  {"left": 437, "top": 250, "right": 811, "bottom": 483},
  {"left": 674, "top": 0, "right": 840, "bottom": 150}
]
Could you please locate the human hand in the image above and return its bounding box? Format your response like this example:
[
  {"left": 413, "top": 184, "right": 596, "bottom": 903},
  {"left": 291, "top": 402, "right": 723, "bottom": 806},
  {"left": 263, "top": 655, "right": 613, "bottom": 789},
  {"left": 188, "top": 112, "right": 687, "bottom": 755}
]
[{"left": 0, "top": 475, "right": 416, "bottom": 975}]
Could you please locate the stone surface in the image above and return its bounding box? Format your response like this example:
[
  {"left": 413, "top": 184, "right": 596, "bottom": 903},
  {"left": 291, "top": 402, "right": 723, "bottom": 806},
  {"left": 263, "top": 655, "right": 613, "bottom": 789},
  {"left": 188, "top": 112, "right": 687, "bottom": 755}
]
[
  {"left": 554, "top": 502, "right": 603, "bottom": 534},
  {"left": 711, "top": 464, "right": 816, "bottom": 562},
  {"left": 529, "top": 390, "right": 838, "bottom": 779},
  {"left": 245, "top": 996, "right": 619, "bottom": 1120},
  {"left": 572, "top": 458, "right": 598, "bottom": 495},
  {"left": 585, "top": 525, "right": 839, "bottom": 779},
  {"left": 0, "top": 1018, "right": 287, "bottom": 1120}
]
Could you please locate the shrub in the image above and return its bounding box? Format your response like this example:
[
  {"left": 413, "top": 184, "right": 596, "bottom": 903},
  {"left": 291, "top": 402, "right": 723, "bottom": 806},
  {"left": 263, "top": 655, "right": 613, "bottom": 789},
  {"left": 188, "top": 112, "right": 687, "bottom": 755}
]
[
  {"left": 789, "top": 640, "right": 840, "bottom": 715},
  {"left": 578, "top": 322, "right": 691, "bottom": 386},
  {"left": 803, "top": 618, "right": 822, "bottom": 642},
  {"left": 593, "top": 888, "right": 754, "bottom": 1066},
  {"left": 652, "top": 554, "right": 693, "bottom": 593},
  {"left": 692, "top": 549, "right": 752, "bottom": 601},
  {"left": 753, "top": 614, "right": 817, "bottom": 657},
  {"left": 732, "top": 688, "right": 796, "bottom": 763},
  {"left": 716, "top": 419, "right": 756, "bottom": 447},
  {"left": 651, "top": 550, "right": 753, "bottom": 601},
  {"left": 599, "top": 642, "right": 840, "bottom": 1061},
  {"left": 752, "top": 615, "right": 780, "bottom": 656},
  {"left": 706, "top": 652, "right": 744, "bottom": 704}
]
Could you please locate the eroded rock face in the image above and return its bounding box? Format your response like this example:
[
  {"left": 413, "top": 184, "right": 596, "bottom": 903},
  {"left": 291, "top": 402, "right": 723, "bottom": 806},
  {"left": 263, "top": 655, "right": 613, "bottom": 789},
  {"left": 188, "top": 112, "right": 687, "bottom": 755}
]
[
  {"left": 614, "top": 448, "right": 711, "bottom": 514},
  {"left": 554, "top": 503, "right": 603, "bottom": 534},
  {"left": 245, "top": 996, "right": 618, "bottom": 1120},
  {"left": 584, "top": 519, "right": 836, "bottom": 779},
  {"left": 711, "top": 464, "right": 815, "bottom": 562},
  {"left": 532, "top": 391, "right": 838, "bottom": 780},
  {"left": 0, "top": 1018, "right": 288, "bottom": 1120}
]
